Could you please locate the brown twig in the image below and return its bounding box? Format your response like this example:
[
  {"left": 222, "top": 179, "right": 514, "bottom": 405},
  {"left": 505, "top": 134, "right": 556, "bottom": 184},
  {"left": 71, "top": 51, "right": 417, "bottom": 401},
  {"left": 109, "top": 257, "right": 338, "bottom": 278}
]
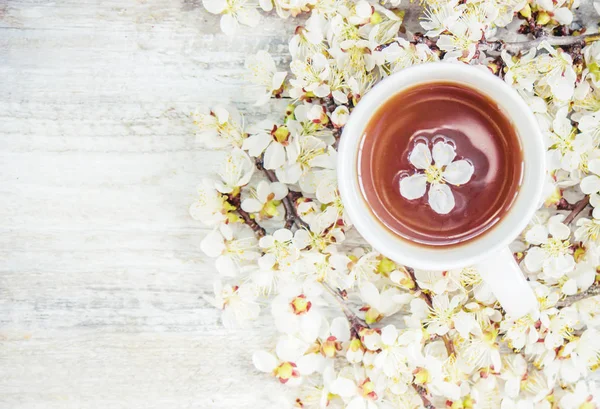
[
  {"left": 406, "top": 268, "right": 455, "bottom": 357},
  {"left": 320, "top": 282, "right": 367, "bottom": 334},
  {"left": 483, "top": 33, "right": 600, "bottom": 54},
  {"left": 237, "top": 208, "right": 266, "bottom": 237},
  {"left": 563, "top": 196, "right": 590, "bottom": 225},
  {"left": 226, "top": 194, "right": 266, "bottom": 237},
  {"left": 413, "top": 384, "right": 437, "bottom": 409},
  {"left": 255, "top": 157, "right": 310, "bottom": 230},
  {"left": 557, "top": 285, "right": 600, "bottom": 308}
]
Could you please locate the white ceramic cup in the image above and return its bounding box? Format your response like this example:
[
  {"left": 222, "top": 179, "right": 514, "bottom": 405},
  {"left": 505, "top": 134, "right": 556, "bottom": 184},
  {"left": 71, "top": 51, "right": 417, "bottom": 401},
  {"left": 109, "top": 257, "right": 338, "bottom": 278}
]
[{"left": 338, "top": 63, "right": 546, "bottom": 318}]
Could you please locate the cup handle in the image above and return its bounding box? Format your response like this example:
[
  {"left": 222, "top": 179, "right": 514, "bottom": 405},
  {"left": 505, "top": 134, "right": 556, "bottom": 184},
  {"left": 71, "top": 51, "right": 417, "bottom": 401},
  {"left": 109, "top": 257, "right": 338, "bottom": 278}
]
[{"left": 474, "top": 247, "right": 538, "bottom": 318}]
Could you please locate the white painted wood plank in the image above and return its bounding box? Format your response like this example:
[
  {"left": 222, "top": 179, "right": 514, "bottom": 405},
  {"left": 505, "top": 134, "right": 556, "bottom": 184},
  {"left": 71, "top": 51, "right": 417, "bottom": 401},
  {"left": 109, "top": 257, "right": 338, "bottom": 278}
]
[{"left": 1, "top": 0, "right": 598, "bottom": 408}]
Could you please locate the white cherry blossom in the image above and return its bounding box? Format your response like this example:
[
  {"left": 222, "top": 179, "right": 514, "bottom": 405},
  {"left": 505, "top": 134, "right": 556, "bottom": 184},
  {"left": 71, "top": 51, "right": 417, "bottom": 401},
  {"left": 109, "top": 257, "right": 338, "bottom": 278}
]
[
  {"left": 253, "top": 336, "right": 318, "bottom": 385},
  {"left": 271, "top": 280, "right": 325, "bottom": 342},
  {"left": 329, "top": 367, "right": 387, "bottom": 409},
  {"left": 241, "top": 180, "right": 288, "bottom": 219},
  {"left": 524, "top": 214, "right": 575, "bottom": 278},
  {"left": 330, "top": 105, "right": 350, "bottom": 128},
  {"left": 193, "top": 105, "right": 245, "bottom": 149},
  {"left": 202, "top": 0, "right": 261, "bottom": 36},
  {"left": 399, "top": 139, "right": 474, "bottom": 214},
  {"left": 359, "top": 281, "right": 404, "bottom": 324},
  {"left": 204, "top": 281, "right": 260, "bottom": 328},
  {"left": 259, "top": 228, "right": 299, "bottom": 272},
  {"left": 201, "top": 223, "right": 260, "bottom": 276},
  {"left": 215, "top": 148, "right": 254, "bottom": 194},
  {"left": 534, "top": 0, "right": 574, "bottom": 25},
  {"left": 545, "top": 107, "right": 593, "bottom": 172},
  {"left": 536, "top": 44, "right": 577, "bottom": 102},
  {"left": 559, "top": 380, "right": 599, "bottom": 409},
  {"left": 381, "top": 38, "right": 439, "bottom": 73},
  {"left": 289, "top": 53, "right": 332, "bottom": 99},
  {"left": 242, "top": 120, "right": 289, "bottom": 169},
  {"left": 577, "top": 110, "right": 600, "bottom": 144},
  {"left": 245, "top": 51, "right": 287, "bottom": 106},
  {"left": 189, "top": 178, "right": 229, "bottom": 226}
]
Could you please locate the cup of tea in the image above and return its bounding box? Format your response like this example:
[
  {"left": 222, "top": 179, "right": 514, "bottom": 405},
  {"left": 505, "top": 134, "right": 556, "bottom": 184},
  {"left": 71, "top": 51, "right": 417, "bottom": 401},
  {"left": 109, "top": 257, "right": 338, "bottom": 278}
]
[{"left": 338, "top": 63, "right": 545, "bottom": 318}]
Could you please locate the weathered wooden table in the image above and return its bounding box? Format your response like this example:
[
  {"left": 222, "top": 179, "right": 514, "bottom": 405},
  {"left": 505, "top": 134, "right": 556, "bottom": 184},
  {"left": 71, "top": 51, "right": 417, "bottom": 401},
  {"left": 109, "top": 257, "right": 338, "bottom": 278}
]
[{"left": 1, "top": 1, "right": 598, "bottom": 408}]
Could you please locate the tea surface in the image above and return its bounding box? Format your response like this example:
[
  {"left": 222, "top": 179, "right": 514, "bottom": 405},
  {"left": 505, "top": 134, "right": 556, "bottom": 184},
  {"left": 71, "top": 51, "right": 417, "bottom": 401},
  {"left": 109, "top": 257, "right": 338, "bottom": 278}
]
[{"left": 359, "top": 81, "right": 523, "bottom": 246}]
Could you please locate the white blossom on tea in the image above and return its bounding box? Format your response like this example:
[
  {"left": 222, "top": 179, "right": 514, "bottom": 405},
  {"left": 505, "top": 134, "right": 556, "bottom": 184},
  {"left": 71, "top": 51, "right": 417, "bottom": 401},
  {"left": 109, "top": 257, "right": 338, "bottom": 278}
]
[{"left": 399, "top": 139, "right": 474, "bottom": 214}]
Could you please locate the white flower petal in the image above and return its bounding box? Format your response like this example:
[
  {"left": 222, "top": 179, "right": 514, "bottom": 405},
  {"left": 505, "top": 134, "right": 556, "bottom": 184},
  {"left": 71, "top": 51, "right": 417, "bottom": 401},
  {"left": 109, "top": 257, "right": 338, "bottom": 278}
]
[
  {"left": 255, "top": 181, "right": 271, "bottom": 203},
  {"left": 220, "top": 14, "right": 238, "bottom": 36},
  {"left": 443, "top": 160, "right": 474, "bottom": 185},
  {"left": 562, "top": 279, "right": 578, "bottom": 296},
  {"left": 271, "top": 182, "right": 288, "bottom": 200},
  {"left": 272, "top": 71, "right": 287, "bottom": 90},
  {"left": 347, "top": 397, "right": 367, "bottom": 409},
  {"left": 525, "top": 225, "right": 549, "bottom": 245},
  {"left": 549, "top": 221, "right": 571, "bottom": 240},
  {"left": 264, "top": 142, "right": 286, "bottom": 170},
  {"left": 359, "top": 282, "right": 380, "bottom": 306},
  {"left": 237, "top": 7, "right": 260, "bottom": 27},
  {"left": 241, "top": 198, "right": 263, "bottom": 213},
  {"left": 409, "top": 143, "right": 432, "bottom": 169},
  {"left": 330, "top": 377, "right": 357, "bottom": 397},
  {"left": 355, "top": 0, "right": 372, "bottom": 18},
  {"left": 273, "top": 228, "right": 293, "bottom": 242},
  {"left": 252, "top": 351, "right": 278, "bottom": 372},
  {"left": 259, "top": 0, "right": 273, "bottom": 11},
  {"left": 432, "top": 141, "right": 456, "bottom": 167},
  {"left": 297, "top": 353, "right": 320, "bottom": 375},
  {"left": 399, "top": 174, "right": 427, "bottom": 200},
  {"left": 200, "top": 231, "right": 225, "bottom": 257},
  {"left": 553, "top": 8, "right": 573, "bottom": 25},
  {"left": 242, "top": 132, "right": 271, "bottom": 157},
  {"left": 580, "top": 175, "right": 600, "bottom": 194},
  {"left": 524, "top": 247, "right": 546, "bottom": 273},
  {"left": 588, "top": 159, "right": 600, "bottom": 176},
  {"left": 276, "top": 337, "right": 305, "bottom": 362},
  {"left": 428, "top": 183, "right": 455, "bottom": 214},
  {"left": 381, "top": 325, "right": 398, "bottom": 345},
  {"left": 330, "top": 317, "right": 350, "bottom": 342},
  {"left": 215, "top": 255, "right": 238, "bottom": 276},
  {"left": 202, "top": 0, "right": 227, "bottom": 14}
]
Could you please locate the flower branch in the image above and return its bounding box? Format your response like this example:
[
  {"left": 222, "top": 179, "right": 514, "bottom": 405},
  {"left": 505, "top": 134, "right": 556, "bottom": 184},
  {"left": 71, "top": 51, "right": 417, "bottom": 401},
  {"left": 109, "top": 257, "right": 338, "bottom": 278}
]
[
  {"left": 557, "top": 284, "right": 600, "bottom": 308},
  {"left": 484, "top": 32, "right": 600, "bottom": 54},
  {"left": 320, "top": 281, "right": 368, "bottom": 335},
  {"left": 255, "top": 157, "right": 310, "bottom": 230},
  {"left": 413, "top": 384, "right": 437, "bottom": 409},
  {"left": 226, "top": 193, "right": 267, "bottom": 237},
  {"left": 563, "top": 196, "right": 590, "bottom": 225}
]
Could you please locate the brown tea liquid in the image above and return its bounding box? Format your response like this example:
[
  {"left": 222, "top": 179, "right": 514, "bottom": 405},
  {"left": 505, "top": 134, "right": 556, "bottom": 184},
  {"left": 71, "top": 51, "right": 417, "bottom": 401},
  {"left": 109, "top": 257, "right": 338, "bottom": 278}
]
[{"left": 359, "top": 81, "right": 523, "bottom": 247}]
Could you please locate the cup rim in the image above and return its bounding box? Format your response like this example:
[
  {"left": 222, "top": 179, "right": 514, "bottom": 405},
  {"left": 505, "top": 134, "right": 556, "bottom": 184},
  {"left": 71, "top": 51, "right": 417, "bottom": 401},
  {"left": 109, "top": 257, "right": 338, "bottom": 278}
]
[{"left": 337, "top": 62, "right": 546, "bottom": 270}]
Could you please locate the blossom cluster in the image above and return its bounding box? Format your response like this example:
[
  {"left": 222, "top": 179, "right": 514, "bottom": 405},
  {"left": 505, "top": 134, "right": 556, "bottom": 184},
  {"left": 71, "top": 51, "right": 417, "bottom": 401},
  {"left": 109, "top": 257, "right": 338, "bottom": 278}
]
[{"left": 193, "top": 0, "right": 600, "bottom": 407}]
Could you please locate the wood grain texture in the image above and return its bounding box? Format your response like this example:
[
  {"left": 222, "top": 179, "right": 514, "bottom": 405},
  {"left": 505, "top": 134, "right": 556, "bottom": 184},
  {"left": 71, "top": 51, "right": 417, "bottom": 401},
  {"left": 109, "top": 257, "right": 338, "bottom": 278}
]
[
  {"left": 0, "top": 1, "right": 294, "bottom": 408},
  {"left": 1, "top": 1, "right": 598, "bottom": 408}
]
